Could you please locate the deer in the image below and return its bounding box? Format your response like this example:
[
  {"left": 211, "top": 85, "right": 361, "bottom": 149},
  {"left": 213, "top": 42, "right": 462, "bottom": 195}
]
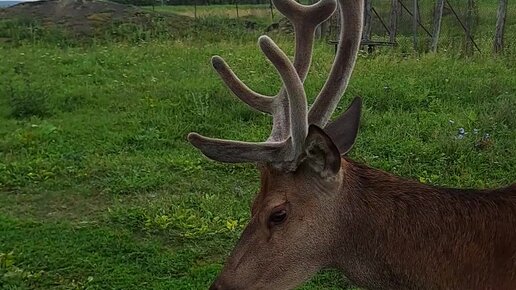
[{"left": 187, "top": 0, "right": 516, "bottom": 289}]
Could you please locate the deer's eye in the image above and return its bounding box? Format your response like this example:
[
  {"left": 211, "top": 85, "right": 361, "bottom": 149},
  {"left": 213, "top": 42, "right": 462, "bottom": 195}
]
[{"left": 269, "top": 209, "right": 287, "bottom": 226}]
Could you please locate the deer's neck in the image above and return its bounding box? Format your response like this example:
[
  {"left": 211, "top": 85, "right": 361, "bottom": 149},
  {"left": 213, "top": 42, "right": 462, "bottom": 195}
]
[{"left": 332, "top": 158, "right": 516, "bottom": 289}]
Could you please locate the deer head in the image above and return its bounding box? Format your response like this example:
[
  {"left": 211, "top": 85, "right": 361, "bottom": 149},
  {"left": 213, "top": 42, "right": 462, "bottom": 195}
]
[{"left": 188, "top": 0, "right": 364, "bottom": 289}]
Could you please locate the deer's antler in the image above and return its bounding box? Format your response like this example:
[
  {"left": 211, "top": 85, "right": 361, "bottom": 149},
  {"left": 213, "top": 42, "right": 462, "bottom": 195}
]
[
  {"left": 188, "top": 35, "right": 307, "bottom": 168},
  {"left": 310, "top": 0, "right": 364, "bottom": 128},
  {"left": 188, "top": 0, "right": 364, "bottom": 171}
]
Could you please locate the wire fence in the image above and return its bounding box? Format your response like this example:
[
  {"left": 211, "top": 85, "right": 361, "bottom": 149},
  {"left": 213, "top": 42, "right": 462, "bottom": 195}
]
[
  {"left": 153, "top": 0, "right": 515, "bottom": 54},
  {"left": 360, "top": 0, "right": 515, "bottom": 53}
]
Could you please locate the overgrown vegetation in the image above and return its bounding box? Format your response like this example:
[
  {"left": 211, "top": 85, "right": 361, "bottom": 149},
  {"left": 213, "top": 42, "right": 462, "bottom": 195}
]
[{"left": 0, "top": 2, "right": 515, "bottom": 289}]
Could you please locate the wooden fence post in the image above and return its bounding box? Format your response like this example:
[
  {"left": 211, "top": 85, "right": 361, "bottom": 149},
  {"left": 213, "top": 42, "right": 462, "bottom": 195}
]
[
  {"left": 465, "top": 0, "right": 475, "bottom": 55},
  {"left": 363, "top": 0, "right": 373, "bottom": 41},
  {"left": 431, "top": 0, "right": 445, "bottom": 52},
  {"left": 412, "top": 0, "right": 419, "bottom": 51},
  {"left": 389, "top": 0, "right": 399, "bottom": 43},
  {"left": 494, "top": 0, "right": 508, "bottom": 53}
]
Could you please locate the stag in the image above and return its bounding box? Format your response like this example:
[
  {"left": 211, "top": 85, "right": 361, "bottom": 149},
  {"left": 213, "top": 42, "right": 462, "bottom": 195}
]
[{"left": 188, "top": 0, "right": 516, "bottom": 289}]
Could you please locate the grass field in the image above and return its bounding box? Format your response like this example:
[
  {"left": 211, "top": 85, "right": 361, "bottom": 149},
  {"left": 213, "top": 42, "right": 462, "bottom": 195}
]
[{"left": 0, "top": 2, "right": 515, "bottom": 290}]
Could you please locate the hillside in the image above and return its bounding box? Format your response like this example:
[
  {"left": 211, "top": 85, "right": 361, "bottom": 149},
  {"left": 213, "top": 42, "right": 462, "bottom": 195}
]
[{"left": 0, "top": 0, "right": 194, "bottom": 39}]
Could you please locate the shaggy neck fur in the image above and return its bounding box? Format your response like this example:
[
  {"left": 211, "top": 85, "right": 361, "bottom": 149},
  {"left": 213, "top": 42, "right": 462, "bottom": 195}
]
[{"left": 333, "top": 158, "right": 516, "bottom": 290}]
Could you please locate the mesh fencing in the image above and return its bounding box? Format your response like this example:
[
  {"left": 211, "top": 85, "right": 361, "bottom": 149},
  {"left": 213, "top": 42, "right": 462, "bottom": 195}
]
[
  {"left": 364, "top": 0, "right": 514, "bottom": 51},
  {"left": 160, "top": 0, "right": 515, "bottom": 53}
]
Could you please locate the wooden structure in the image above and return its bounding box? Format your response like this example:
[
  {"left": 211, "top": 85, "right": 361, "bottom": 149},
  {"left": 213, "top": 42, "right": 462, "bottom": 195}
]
[
  {"left": 494, "top": 0, "right": 508, "bottom": 53},
  {"left": 431, "top": 0, "right": 445, "bottom": 52},
  {"left": 330, "top": 0, "right": 397, "bottom": 53},
  {"left": 328, "top": 40, "right": 396, "bottom": 54},
  {"left": 328, "top": 0, "right": 508, "bottom": 54}
]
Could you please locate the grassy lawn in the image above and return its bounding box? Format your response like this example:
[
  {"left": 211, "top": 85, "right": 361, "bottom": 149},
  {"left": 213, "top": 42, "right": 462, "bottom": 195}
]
[{"left": 0, "top": 2, "right": 515, "bottom": 289}]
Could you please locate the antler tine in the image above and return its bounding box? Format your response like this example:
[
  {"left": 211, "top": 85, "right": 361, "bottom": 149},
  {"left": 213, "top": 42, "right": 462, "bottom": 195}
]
[
  {"left": 211, "top": 56, "right": 274, "bottom": 114},
  {"left": 189, "top": 0, "right": 363, "bottom": 169},
  {"left": 273, "top": 0, "right": 337, "bottom": 80},
  {"left": 187, "top": 133, "right": 290, "bottom": 163},
  {"left": 308, "top": 0, "right": 364, "bottom": 128},
  {"left": 259, "top": 35, "right": 307, "bottom": 158},
  {"left": 210, "top": 0, "right": 336, "bottom": 117},
  {"left": 188, "top": 36, "right": 307, "bottom": 167},
  {"left": 273, "top": 0, "right": 336, "bottom": 24},
  {"left": 269, "top": 0, "right": 336, "bottom": 141}
]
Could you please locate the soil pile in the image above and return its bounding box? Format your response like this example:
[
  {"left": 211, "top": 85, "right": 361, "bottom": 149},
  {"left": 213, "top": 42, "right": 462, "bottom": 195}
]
[{"left": 0, "top": 0, "right": 193, "bottom": 37}]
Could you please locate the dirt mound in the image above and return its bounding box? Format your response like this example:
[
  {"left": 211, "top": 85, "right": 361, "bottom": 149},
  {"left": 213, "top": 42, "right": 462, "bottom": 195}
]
[{"left": 0, "top": 0, "right": 193, "bottom": 37}]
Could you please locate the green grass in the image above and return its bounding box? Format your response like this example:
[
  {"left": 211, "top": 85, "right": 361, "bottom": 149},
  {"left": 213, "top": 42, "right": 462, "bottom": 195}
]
[{"left": 0, "top": 10, "right": 515, "bottom": 290}]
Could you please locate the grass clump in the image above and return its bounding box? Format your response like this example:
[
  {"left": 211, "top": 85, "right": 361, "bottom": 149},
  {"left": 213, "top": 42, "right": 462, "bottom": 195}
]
[{"left": 6, "top": 63, "right": 52, "bottom": 119}]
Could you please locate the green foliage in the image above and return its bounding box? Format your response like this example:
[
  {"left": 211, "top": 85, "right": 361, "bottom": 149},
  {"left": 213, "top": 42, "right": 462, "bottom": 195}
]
[
  {"left": 6, "top": 63, "right": 52, "bottom": 119},
  {"left": 0, "top": 18, "right": 74, "bottom": 47},
  {"left": 107, "top": 192, "right": 247, "bottom": 239},
  {"left": 0, "top": 12, "right": 266, "bottom": 46},
  {"left": 0, "top": 251, "right": 45, "bottom": 288}
]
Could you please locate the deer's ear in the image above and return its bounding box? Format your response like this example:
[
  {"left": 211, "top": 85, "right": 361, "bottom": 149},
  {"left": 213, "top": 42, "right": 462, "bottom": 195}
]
[
  {"left": 324, "top": 96, "right": 362, "bottom": 155},
  {"left": 302, "top": 125, "right": 341, "bottom": 177}
]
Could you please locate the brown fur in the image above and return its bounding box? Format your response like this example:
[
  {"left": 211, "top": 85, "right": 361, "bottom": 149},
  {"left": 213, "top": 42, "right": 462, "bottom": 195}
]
[
  {"left": 336, "top": 158, "right": 516, "bottom": 289},
  {"left": 210, "top": 156, "right": 516, "bottom": 290}
]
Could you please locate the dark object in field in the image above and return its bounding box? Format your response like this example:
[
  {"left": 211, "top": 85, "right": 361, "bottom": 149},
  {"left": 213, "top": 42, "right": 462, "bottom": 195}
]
[
  {"left": 328, "top": 39, "right": 396, "bottom": 54},
  {"left": 187, "top": 0, "right": 516, "bottom": 289},
  {"left": 475, "top": 133, "right": 493, "bottom": 150}
]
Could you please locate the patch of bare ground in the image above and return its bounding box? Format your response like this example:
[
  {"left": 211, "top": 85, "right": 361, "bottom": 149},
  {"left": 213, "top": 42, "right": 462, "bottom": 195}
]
[{"left": 0, "top": 190, "right": 111, "bottom": 223}]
